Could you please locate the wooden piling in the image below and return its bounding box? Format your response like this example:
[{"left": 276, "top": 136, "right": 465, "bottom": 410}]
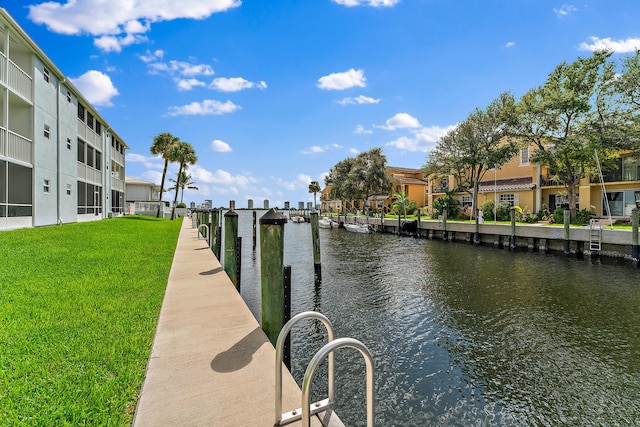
[
  {"left": 632, "top": 208, "right": 639, "bottom": 261},
  {"left": 259, "top": 208, "right": 288, "bottom": 346},
  {"left": 224, "top": 209, "right": 239, "bottom": 290},
  {"left": 310, "top": 211, "right": 321, "bottom": 283},
  {"left": 211, "top": 209, "right": 220, "bottom": 258},
  {"left": 509, "top": 207, "right": 516, "bottom": 249},
  {"left": 252, "top": 210, "right": 257, "bottom": 250},
  {"left": 563, "top": 208, "right": 570, "bottom": 255}
]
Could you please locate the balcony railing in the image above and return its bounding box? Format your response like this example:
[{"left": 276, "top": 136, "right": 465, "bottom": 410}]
[
  {"left": 0, "top": 53, "right": 33, "bottom": 102},
  {"left": 0, "top": 128, "right": 32, "bottom": 164}
]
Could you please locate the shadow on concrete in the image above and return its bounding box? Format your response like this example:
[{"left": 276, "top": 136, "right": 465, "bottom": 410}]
[
  {"left": 200, "top": 267, "right": 224, "bottom": 276},
  {"left": 210, "top": 326, "right": 267, "bottom": 373}
]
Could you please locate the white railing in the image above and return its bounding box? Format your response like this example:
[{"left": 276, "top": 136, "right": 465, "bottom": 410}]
[
  {"left": 111, "top": 149, "right": 124, "bottom": 165},
  {"left": 77, "top": 163, "right": 86, "bottom": 180},
  {"left": 0, "top": 53, "right": 6, "bottom": 85},
  {"left": 111, "top": 177, "right": 124, "bottom": 192},
  {"left": 7, "top": 59, "right": 32, "bottom": 101},
  {"left": 7, "top": 130, "right": 32, "bottom": 164},
  {"left": 0, "top": 127, "right": 5, "bottom": 157}
]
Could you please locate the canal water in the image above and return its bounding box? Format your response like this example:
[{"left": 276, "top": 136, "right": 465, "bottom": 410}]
[{"left": 229, "top": 211, "right": 640, "bottom": 426}]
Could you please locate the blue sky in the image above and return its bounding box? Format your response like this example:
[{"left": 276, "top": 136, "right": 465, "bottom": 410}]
[{"left": 4, "top": 1, "right": 640, "bottom": 207}]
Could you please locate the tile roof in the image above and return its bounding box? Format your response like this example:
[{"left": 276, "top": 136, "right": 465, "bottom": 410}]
[{"left": 477, "top": 177, "right": 535, "bottom": 192}]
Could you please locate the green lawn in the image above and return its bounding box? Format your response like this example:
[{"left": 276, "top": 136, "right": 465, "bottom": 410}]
[{"left": 0, "top": 216, "right": 182, "bottom": 426}]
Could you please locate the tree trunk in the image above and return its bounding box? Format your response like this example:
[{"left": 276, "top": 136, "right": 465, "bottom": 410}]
[
  {"left": 157, "top": 159, "right": 169, "bottom": 218},
  {"left": 170, "top": 163, "right": 184, "bottom": 220}
]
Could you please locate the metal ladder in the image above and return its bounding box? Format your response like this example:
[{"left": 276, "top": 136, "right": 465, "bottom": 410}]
[
  {"left": 589, "top": 219, "right": 602, "bottom": 251},
  {"left": 275, "top": 311, "right": 375, "bottom": 427}
]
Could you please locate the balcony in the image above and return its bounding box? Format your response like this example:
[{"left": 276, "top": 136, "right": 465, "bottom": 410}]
[
  {"left": 0, "top": 53, "right": 33, "bottom": 102},
  {"left": 0, "top": 127, "right": 32, "bottom": 164}
]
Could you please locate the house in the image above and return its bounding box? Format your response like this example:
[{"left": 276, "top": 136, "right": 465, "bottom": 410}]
[
  {"left": 320, "top": 166, "right": 429, "bottom": 214},
  {"left": 125, "top": 176, "right": 160, "bottom": 204},
  {"left": 427, "top": 144, "right": 640, "bottom": 219},
  {"left": 0, "top": 8, "right": 128, "bottom": 230}
]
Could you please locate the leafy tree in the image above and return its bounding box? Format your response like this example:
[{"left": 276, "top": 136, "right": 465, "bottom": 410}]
[
  {"left": 424, "top": 92, "right": 518, "bottom": 221},
  {"left": 431, "top": 190, "right": 460, "bottom": 219},
  {"left": 308, "top": 180, "right": 321, "bottom": 209},
  {"left": 325, "top": 148, "right": 393, "bottom": 213},
  {"left": 150, "top": 132, "right": 180, "bottom": 217},
  {"left": 167, "top": 171, "right": 199, "bottom": 204},
  {"left": 170, "top": 141, "right": 197, "bottom": 220},
  {"left": 513, "top": 50, "right": 637, "bottom": 220}
]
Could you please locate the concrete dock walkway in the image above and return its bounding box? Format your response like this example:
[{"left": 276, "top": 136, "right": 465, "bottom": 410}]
[{"left": 133, "top": 217, "right": 326, "bottom": 426}]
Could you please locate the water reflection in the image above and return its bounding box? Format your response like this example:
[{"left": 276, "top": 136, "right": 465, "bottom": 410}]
[{"left": 233, "top": 211, "right": 640, "bottom": 426}]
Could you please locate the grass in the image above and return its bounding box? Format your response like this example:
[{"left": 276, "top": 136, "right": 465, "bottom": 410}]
[{"left": 0, "top": 216, "right": 182, "bottom": 426}]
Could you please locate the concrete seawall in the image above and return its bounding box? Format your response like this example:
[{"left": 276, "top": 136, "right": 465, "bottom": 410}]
[{"left": 355, "top": 217, "right": 638, "bottom": 261}]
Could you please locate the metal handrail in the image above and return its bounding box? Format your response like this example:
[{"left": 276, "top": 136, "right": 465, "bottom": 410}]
[
  {"left": 302, "top": 338, "right": 375, "bottom": 427},
  {"left": 275, "top": 311, "right": 335, "bottom": 426},
  {"left": 197, "top": 224, "right": 209, "bottom": 243}
]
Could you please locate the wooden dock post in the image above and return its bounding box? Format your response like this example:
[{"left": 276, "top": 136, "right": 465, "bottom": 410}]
[
  {"left": 632, "top": 208, "right": 639, "bottom": 261},
  {"left": 310, "top": 211, "right": 321, "bottom": 283},
  {"left": 259, "top": 208, "right": 288, "bottom": 346},
  {"left": 224, "top": 209, "right": 239, "bottom": 290},
  {"left": 252, "top": 210, "right": 257, "bottom": 250},
  {"left": 509, "top": 207, "right": 516, "bottom": 250},
  {"left": 563, "top": 208, "right": 571, "bottom": 255},
  {"left": 211, "top": 209, "right": 220, "bottom": 258}
]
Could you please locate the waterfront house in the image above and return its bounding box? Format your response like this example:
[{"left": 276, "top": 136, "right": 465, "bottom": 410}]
[
  {"left": 427, "top": 144, "right": 640, "bottom": 219},
  {"left": 0, "top": 8, "right": 128, "bottom": 230}
]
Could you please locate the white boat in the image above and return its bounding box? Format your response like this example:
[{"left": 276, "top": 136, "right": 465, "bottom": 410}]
[
  {"left": 344, "top": 222, "right": 373, "bottom": 234},
  {"left": 290, "top": 216, "right": 305, "bottom": 223},
  {"left": 318, "top": 217, "right": 335, "bottom": 229}
]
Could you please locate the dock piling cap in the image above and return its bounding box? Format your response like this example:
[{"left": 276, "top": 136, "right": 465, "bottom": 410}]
[
  {"left": 224, "top": 209, "right": 238, "bottom": 217},
  {"left": 260, "top": 208, "right": 288, "bottom": 225}
]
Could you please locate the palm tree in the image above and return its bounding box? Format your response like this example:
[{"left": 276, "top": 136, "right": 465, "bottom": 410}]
[
  {"left": 150, "top": 132, "right": 180, "bottom": 217},
  {"left": 308, "top": 180, "right": 321, "bottom": 210},
  {"left": 392, "top": 191, "right": 410, "bottom": 220},
  {"left": 170, "top": 141, "right": 198, "bottom": 220},
  {"left": 167, "top": 171, "right": 199, "bottom": 204}
]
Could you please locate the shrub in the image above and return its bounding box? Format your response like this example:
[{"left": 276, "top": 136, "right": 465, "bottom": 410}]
[
  {"left": 552, "top": 207, "right": 565, "bottom": 224},
  {"left": 575, "top": 207, "right": 596, "bottom": 226},
  {"left": 480, "top": 200, "right": 495, "bottom": 221},
  {"left": 495, "top": 201, "right": 512, "bottom": 221},
  {"left": 176, "top": 202, "right": 187, "bottom": 208},
  {"left": 431, "top": 190, "right": 460, "bottom": 219},
  {"left": 515, "top": 206, "right": 538, "bottom": 223}
]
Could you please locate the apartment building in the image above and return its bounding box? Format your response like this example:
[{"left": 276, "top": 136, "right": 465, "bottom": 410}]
[
  {"left": 428, "top": 145, "right": 640, "bottom": 219},
  {"left": 0, "top": 9, "right": 127, "bottom": 230}
]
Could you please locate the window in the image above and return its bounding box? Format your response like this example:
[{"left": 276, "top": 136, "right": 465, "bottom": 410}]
[
  {"left": 8, "top": 162, "right": 33, "bottom": 216},
  {"left": 66, "top": 90, "right": 71, "bottom": 103},
  {"left": 43, "top": 179, "right": 50, "bottom": 193},
  {"left": 67, "top": 138, "right": 71, "bottom": 150},
  {"left": 461, "top": 196, "right": 472, "bottom": 208},
  {"left": 66, "top": 184, "right": 72, "bottom": 196},
  {"left": 499, "top": 194, "right": 519, "bottom": 207},
  {"left": 77, "top": 140, "right": 85, "bottom": 163},
  {"left": 86, "top": 112, "right": 94, "bottom": 130},
  {"left": 95, "top": 151, "right": 102, "bottom": 171},
  {"left": 87, "top": 145, "right": 94, "bottom": 168},
  {"left": 44, "top": 124, "right": 50, "bottom": 139},
  {"left": 520, "top": 147, "right": 530, "bottom": 165},
  {"left": 78, "top": 103, "right": 85, "bottom": 121},
  {"left": 43, "top": 68, "right": 50, "bottom": 83},
  {"left": 95, "top": 121, "right": 101, "bottom": 136}
]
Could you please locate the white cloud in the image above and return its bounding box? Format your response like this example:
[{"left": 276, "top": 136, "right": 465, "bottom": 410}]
[
  {"left": 190, "top": 166, "right": 257, "bottom": 191},
  {"left": 338, "top": 95, "right": 380, "bottom": 105},
  {"left": 554, "top": 4, "right": 577, "bottom": 17},
  {"left": 28, "top": 0, "right": 242, "bottom": 52},
  {"left": 505, "top": 41, "right": 516, "bottom": 48},
  {"left": 302, "top": 143, "right": 343, "bottom": 154},
  {"left": 317, "top": 68, "right": 366, "bottom": 90},
  {"left": 578, "top": 36, "right": 640, "bottom": 53},
  {"left": 210, "top": 77, "right": 268, "bottom": 92},
  {"left": 349, "top": 148, "right": 360, "bottom": 154},
  {"left": 354, "top": 124, "right": 373, "bottom": 134},
  {"left": 147, "top": 60, "right": 214, "bottom": 77},
  {"left": 139, "top": 49, "right": 164, "bottom": 63},
  {"left": 167, "top": 99, "right": 241, "bottom": 116},
  {"left": 176, "top": 78, "right": 206, "bottom": 91},
  {"left": 377, "top": 112, "right": 421, "bottom": 130},
  {"left": 385, "top": 124, "right": 455, "bottom": 153},
  {"left": 126, "top": 153, "right": 163, "bottom": 169},
  {"left": 211, "top": 139, "right": 232, "bottom": 152},
  {"left": 70, "top": 70, "right": 119, "bottom": 106},
  {"left": 333, "top": 0, "right": 400, "bottom": 7}
]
